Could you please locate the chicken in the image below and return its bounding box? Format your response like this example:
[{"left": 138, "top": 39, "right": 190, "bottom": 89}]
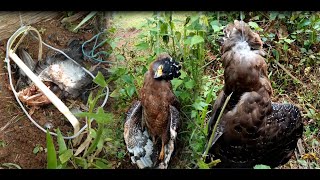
[
  {"left": 124, "top": 53, "right": 181, "bottom": 168},
  {"left": 205, "top": 20, "right": 303, "bottom": 168},
  {"left": 15, "top": 39, "right": 105, "bottom": 106}
]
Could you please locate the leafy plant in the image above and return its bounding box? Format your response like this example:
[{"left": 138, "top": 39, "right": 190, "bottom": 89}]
[{"left": 45, "top": 71, "right": 121, "bottom": 169}]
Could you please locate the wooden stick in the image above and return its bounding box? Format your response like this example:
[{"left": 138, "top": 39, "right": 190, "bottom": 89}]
[
  {"left": 275, "top": 61, "right": 307, "bottom": 88},
  {"left": 202, "top": 92, "right": 233, "bottom": 160},
  {"left": 9, "top": 50, "right": 80, "bottom": 136}
]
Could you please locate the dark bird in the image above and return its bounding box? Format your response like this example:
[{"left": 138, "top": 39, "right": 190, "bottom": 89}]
[
  {"left": 206, "top": 20, "right": 303, "bottom": 168},
  {"left": 124, "top": 53, "right": 181, "bottom": 169},
  {"left": 15, "top": 39, "right": 105, "bottom": 106}
]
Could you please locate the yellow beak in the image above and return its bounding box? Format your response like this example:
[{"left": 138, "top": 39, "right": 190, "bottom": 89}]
[{"left": 154, "top": 65, "right": 163, "bottom": 78}]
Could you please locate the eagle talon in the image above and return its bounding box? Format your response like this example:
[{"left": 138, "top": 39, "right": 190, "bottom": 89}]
[{"left": 159, "top": 144, "right": 165, "bottom": 161}]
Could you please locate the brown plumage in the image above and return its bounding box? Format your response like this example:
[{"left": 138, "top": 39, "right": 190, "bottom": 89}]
[
  {"left": 123, "top": 54, "right": 181, "bottom": 168},
  {"left": 140, "top": 53, "right": 181, "bottom": 161},
  {"left": 206, "top": 20, "right": 303, "bottom": 168}
]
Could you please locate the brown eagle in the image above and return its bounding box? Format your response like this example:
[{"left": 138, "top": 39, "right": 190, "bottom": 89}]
[
  {"left": 124, "top": 53, "right": 181, "bottom": 169},
  {"left": 206, "top": 20, "right": 303, "bottom": 168}
]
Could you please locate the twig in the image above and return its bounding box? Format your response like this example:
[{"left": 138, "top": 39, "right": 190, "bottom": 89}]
[
  {"left": 0, "top": 114, "right": 19, "bottom": 132},
  {"left": 61, "top": 12, "right": 88, "bottom": 24},
  {"left": 275, "top": 61, "right": 307, "bottom": 88},
  {"left": 201, "top": 59, "right": 216, "bottom": 69},
  {"left": 297, "top": 139, "right": 305, "bottom": 155},
  {"left": 202, "top": 92, "right": 233, "bottom": 159}
]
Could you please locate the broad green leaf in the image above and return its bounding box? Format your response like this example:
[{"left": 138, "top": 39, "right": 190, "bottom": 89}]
[
  {"left": 46, "top": 130, "right": 57, "bottom": 169},
  {"left": 94, "top": 159, "right": 112, "bottom": 169},
  {"left": 284, "top": 38, "right": 295, "bottom": 44},
  {"left": 171, "top": 79, "right": 184, "bottom": 91},
  {"left": 74, "top": 157, "right": 88, "bottom": 169},
  {"left": 160, "top": 22, "right": 168, "bottom": 35},
  {"left": 94, "top": 107, "right": 113, "bottom": 124},
  {"left": 122, "top": 75, "right": 134, "bottom": 84},
  {"left": 248, "top": 22, "right": 260, "bottom": 30},
  {"left": 278, "top": 14, "right": 286, "bottom": 19},
  {"left": 297, "top": 159, "right": 308, "bottom": 167},
  {"left": 90, "top": 128, "right": 97, "bottom": 138},
  {"left": 211, "top": 25, "right": 221, "bottom": 33},
  {"left": 135, "top": 42, "right": 149, "bottom": 51},
  {"left": 192, "top": 101, "right": 208, "bottom": 111},
  {"left": 126, "top": 85, "right": 136, "bottom": 97},
  {"left": 93, "top": 71, "right": 107, "bottom": 88},
  {"left": 298, "top": 19, "right": 311, "bottom": 29},
  {"left": 191, "top": 110, "right": 198, "bottom": 118},
  {"left": 269, "top": 12, "right": 278, "bottom": 20},
  {"left": 184, "top": 37, "right": 192, "bottom": 45},
  {"left": 200, "top": 15, "right": 209, "bottom": 27},
  {"left": 180, "top": 70, "right": 187, "bottom": 79},
  {"left": 56, "top": 129, "right": 67, "bottom": 155},
  {"left": 175, "top": 91, "right": 189, "bottom": 101},
  {"left": 197, "top": 160, "right": 210, "bottom": 169},
  {"left": 116, "top": 54, "right": 125, "bottom": 61},
  {"left": 283, "top": 43, "right": 288, "bottom": 51},
  {"left": 185, "top": 79, "right": 195, "bottom": 89},
  {"left": 272, "top": 49, "right": 280, "bottom": 61},
  {"left": 175, "top": 31, "right": 181, "bottom": 42},
  {"left": 76, "top": 107, "right": 113, "bottom": 124},
  {"left": 210, "top": 20, "right": 222, "bottom": 32},
  {"left": 59, "top": 149, "right": 73, "bottom": 164},
  {"left": 189, "top": 15, "right": 199, "bottom": 25},
  {"left": 254, "top": 164, "right": 271, "bottom": 169},
  {"left": 109, "top": 88, "right": 120, "bottom": 98},
  {"left": 190, "top": 35, "right": 204, "bottom": 47}
]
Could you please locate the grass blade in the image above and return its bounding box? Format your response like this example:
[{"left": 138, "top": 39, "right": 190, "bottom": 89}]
[
  {"left": 56, "top": 128, "right": 67, "bottom": 155},
  {"left": 83, "top": 123, "right": 104, "bottom": 157},
  {"left": 1, "top": 163, "right": 22, "bottom": 169},
  {"left": 59, "top": 149, "right": 73, "bottom": 164},
  {"left": 73, "top": 11, "right": 97, "bottom": 32},
  {"left": 46, "top": 130, "right": 57, "bottom": 169}
]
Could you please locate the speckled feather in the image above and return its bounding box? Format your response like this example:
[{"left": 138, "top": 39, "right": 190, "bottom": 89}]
[
  {"left": 124, "top": 102, "right": 180, "bottom": 169},
  {"left": 124, "top": 101, "right": 155, "bottom": 169}
]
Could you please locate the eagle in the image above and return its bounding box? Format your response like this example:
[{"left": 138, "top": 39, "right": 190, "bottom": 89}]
[
  {"left": 124, "top": 53, "right": 181, "bottom": 169},
  {"left": 205, "top": 20, "right": 303, "bottom": 168}
]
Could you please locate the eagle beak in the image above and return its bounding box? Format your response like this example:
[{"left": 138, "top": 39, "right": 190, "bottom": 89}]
[{"left": 154, "top": 65, "right": 163, "bottom": 78}]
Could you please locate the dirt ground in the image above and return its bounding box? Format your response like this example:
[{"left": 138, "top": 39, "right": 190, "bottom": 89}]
[{"left": 0, "top": 14, "right": 96, "bottom": 169}]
